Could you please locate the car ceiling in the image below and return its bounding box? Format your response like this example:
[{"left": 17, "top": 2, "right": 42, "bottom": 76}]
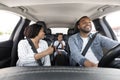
[{"left": 0, "top": 0, "right": 120, "bottom": 28}]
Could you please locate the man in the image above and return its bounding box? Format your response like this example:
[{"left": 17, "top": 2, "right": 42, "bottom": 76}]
[{"left": 68, "top": 16, "right": 119, "bottom": 67}]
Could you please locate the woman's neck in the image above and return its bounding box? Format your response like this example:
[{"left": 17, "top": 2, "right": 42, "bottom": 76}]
[{"left": 31, "top": 37, "right": 40, "bottom": 48}]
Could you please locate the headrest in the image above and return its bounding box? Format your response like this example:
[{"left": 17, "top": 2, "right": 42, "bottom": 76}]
[
  {"left": 67, "top": 28, "right": 75, "bottom": 35},
  {"left": 46, "top": 28, "right": 51, "bottom": 35},
  {"left": 74, "top": 20, "right": 79, "bottom": 34},
  {"left": 36, "top": 21, "right": 47, "bottom": 30}
]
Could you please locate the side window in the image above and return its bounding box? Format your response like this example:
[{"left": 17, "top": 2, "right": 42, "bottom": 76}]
[
  {"left": 105, "top": 11, "right": 120, "bottom": 41},
  {"left": 0, "top": 10, "right": 20, "bottom": 42},
  {"left": 91, "top": 21, "right": 96, "bottom": 33},
  {"left": 29, "top": 21, "right": 35, "bottom": 25}
]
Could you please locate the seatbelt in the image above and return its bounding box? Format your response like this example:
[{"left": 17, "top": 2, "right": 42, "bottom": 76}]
[
  {"left": 82, "top": 32, "right": 98, "bottom": 56},
  {"left": 26, "top": 38, "right": 43, "bottom": 66},
  {"left": 56, "top": 42, "right": 61, "bottom": 49}
]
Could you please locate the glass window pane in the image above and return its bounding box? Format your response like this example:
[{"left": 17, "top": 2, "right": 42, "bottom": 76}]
[
  {"left": 0, "top": 10, "right": 20, "bottom": 42},
  {"left": 106, "top": 11, "right": 120, "bottom": 41}
]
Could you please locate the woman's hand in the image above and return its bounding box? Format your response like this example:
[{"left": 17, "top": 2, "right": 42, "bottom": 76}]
[
  {"left": 34, "top": 46, "right": 54, "bottom": 60},
  {"left": 47, "top": 46, "right": 54, "bottom": 54}
]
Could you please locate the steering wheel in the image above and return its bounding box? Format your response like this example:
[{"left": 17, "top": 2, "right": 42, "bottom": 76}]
[{"left": 98, "top": 44, "right": 120, "bottom": 68}]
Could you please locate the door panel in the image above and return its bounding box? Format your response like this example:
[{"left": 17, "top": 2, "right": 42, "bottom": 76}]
[
  {"left": 0, "top": 10, "right": 21, "bottom": 68},
  {"left": 0, "top": 40, "right": 13, "bottom": 68}
]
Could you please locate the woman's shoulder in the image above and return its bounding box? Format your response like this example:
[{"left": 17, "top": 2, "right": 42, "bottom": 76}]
[
  {"left": 40, "top": 39, "right": 48, "bottom": 44},
  {"left": 18, "top": 39, "right": 29, "bottom": 46},
  {"left": 19, "top": 39, "right": 28, "bottom": 43},
  {"left": 39, "top": 40, "right": 48, "bottom": 47}
]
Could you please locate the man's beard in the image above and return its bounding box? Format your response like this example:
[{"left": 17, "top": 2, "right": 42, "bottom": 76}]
[{"left": 80, "top": 28, "right": 91, "bottom": 33}]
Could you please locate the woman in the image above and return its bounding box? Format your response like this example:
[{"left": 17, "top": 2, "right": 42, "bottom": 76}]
[{"left": 16, "top": 23, "right": 54, "bottom": 66}]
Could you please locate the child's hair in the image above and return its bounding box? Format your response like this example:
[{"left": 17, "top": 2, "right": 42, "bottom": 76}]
[{"left": 57, "top": 33, "right": 63, "bottom": 37}]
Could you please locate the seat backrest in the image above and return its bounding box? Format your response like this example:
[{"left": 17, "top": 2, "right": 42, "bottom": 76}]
[
  {"left": 67, "top": 28, "right": 75, "bottom": 36},
  {"left": 66, "top": 28, "right": 76, "bottom": 56},
  {"left": 46, "top": 28, "right": 52, "bottom": 35},
  {"left": 44, "top": 28, "right": 54, "bottom": 46},
  {"left": 63, "top": 34, "right": 68, "bottom": 43},
  {"left": 36, "top": 21, "right": 47, "bottom": 32},
  {"left": 74, "top": 20, "right": 79, "bottom": 34},
  {"left": 44, "top": 28, "right": 55, "bottom": 65},
  {"left": 11, "top": 19, "right": 30, "bottom": 66}
]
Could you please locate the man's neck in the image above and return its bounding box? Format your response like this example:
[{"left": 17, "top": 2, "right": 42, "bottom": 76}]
[{"left": 80, "top": 32, "right": 90, "bottom": 38}]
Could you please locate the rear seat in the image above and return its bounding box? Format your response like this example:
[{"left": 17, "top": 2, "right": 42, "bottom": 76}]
[
  {"left": 52, "top": 33, "right": 70, "bottom": 66},
  {"left": 44, "top": 28, "right": 54, "bottom": 46},
  {"left": 53, "top": 29, "right": 76, "bottom": 66},
  {"left": 44, "top": 28, "right": 55, "bottom": 65},
  {"left": 67, "top": 28, "right": 75, "bottom": 37},
  {"left": 64, "top": 28, "right": 75, "bottom": 55},
  {"left": 44, "top": 28, "right": 75, "bottom": 66}
]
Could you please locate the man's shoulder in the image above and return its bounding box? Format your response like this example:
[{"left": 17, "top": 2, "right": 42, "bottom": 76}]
[{"left": 69, "top": 33, "right": 79, "bottom": 38}]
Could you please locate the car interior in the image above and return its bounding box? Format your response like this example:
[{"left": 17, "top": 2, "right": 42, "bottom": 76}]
[{"left": 0, "top": 0, "right": 120, "bottom": 80}]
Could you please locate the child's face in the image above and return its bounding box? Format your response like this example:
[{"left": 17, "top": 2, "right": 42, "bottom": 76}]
[{"left": 58, "top": 35, "right": 63, "bottom": 41}]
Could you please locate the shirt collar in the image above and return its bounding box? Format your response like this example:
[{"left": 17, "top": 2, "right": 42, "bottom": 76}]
[{"left": 77, "top": 32, "right": 93, "bottom": 39}]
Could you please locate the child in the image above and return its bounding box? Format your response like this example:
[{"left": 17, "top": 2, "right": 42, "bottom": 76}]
[
  {"left": 53, "top": 33, "right": 69, "bottom": 66},
  {"left": 54, "top": 33, "right": 67, "bottom": 56}
]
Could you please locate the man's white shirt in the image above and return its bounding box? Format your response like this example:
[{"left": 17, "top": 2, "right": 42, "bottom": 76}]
[{"left": 81, "top": 37, "right": 99, "bottom": 64}]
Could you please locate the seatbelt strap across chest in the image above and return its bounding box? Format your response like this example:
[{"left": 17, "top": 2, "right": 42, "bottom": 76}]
[{"left": 82, "top": 32, "right": 98, "bottom": 56}]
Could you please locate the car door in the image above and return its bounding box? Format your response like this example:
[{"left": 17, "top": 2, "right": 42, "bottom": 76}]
[{"left": 0, "top": 10, "right": 22, "bottom": 68}]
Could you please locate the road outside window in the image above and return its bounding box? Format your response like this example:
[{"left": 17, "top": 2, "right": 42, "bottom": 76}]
[
  {"left": 106, "top": 11, "right": 120, "bottom": 42},
  {"left": 0, "top": 10, "right": 20, "bottom": 42}
]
